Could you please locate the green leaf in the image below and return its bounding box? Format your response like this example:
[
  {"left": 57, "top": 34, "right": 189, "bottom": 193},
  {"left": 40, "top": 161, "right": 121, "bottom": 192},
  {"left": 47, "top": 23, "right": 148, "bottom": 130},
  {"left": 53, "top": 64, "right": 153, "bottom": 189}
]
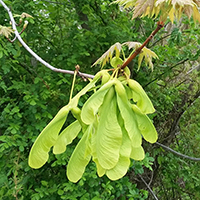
[
  {"left": 106, "top": 156, "right": 130, "bottom": 180},
  {"left": 130, "top": 146, "right": 145, "bottom": 160},
  {"left": 110, "top": 56, "right": 123, "bottom": 68},
  {"left": 67, "top": 129, "right": 91, "bottom": 183},
  {"left": 127, "top": 79, "right": 155, "bottom": 114},
  {"left": 106, "top": 117, "right": 131, "bottom": 180},
  {"left": 131, "top": 104, "right": 158, "bottom": 143},
  {"left": 95, "top": 87, "right": 122, "bottom": 169},
  {"left": 81, "top": 79, "right": 116, "bottom": 125},
  {"left": 28, "top": 104, "right": 71, "bottom": 169},
  {"left": 92, "top": 42, "right": 122, "bottom": 68},
  {"left": 53, "top": 120, "right": 81, "bottom": 154},
  {"left": 115, "top": 79, "right": 142, "bottom": 147}
]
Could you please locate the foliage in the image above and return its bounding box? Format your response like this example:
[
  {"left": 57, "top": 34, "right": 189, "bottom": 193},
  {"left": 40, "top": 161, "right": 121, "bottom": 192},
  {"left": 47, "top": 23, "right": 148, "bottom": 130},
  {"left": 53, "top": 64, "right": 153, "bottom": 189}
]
[
  {"left": 29, "top": 68, "right": 158, "bottom": 182},
  {"left": 114, "top": 0, "right": 200, "bottom": 23},
  {"left": 0, "top": 0, "right": 200, "bottom": 199}
]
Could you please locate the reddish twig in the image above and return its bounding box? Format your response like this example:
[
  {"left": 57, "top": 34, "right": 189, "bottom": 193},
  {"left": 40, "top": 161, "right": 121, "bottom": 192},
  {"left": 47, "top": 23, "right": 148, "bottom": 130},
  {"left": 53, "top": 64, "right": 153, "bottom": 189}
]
[{"left": 121, "top": 21, "right": 164, "bottom": 69}]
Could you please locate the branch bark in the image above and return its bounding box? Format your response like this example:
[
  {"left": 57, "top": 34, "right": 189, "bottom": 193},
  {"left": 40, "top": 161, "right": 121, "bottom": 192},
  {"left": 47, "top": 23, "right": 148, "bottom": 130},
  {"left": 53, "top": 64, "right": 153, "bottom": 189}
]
[
  {"left": 0, "top": 0, "right": 95, "bottom": 79},
  {"left": 155, "top": 142, "right": 200, "bottom": 161},
  {"left": 121, "top": 21, "right": 164, "bottom": 69}
]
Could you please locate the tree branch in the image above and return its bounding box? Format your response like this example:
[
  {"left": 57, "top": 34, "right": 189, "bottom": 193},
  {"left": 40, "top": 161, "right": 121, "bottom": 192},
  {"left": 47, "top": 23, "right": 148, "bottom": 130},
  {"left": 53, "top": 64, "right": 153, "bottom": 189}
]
[
  {"left": 121, "top": 21, "right": 164, "bottom": 69},
  {"left": 138, "top": 174, "right": 159, "bottom": 200},
  {"left": 144, "top": 58, "right": 189, "bottom": 88},
  {"left": 0, "top": 0, "right": 95, "bottom": 80},
  {"left": 155, "top": 142, "right": 200, "bottom": 161}
]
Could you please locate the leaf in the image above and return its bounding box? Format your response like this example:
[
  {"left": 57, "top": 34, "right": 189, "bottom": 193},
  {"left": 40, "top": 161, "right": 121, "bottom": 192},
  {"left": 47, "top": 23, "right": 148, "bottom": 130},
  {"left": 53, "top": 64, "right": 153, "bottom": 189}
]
[
  {"left": 0, "top": 25, "right": 14, "bottom": 38},
  {"left": 114, "top": 0, "right": 200, "bottom": 23},
  {"left": 123, "top": 41, "right": 142, "bottom": 50},
  {"left": 123, "top": 42, "right": 158, "bottom": 71},
  {"left": 28, "top": 104, "right": 71, "bottom": 169},
  {"left": 110, "top": 56, "right": 124, "bottom": 68},
  {"left": 93, "top": 157, "right": 106, "bottom": 177},
  {"left": 115, "top": 79, "right": 142, "bottom": 147},
  {"left": 95, "top": 87, "right": 122, "bottom": 169},
  {"left": 67, "top": 129, "right": 91, "bottom": 183},
  {"left": 130, "top": 146, "right": 145, "bottom": 160},
  {"left": 106, "top": 115, "right": 132, "bottom": 180},
  {"left": 92, "top": 42, "right": 122, "bottom": 68},
  {"left": 53, "top": 120, "right": 81, "bottom": 154},
  {"left": 127, "top": 79, "right": 155, "bottom": 114},
  {"left": 106, "top": 156, "right": 130, "bottom": 180},
  {"left": 21, "top": 12, "right": 34, "bottom": 18},
  {"left": 81, "top": 79, "right": 116, "bottom": 124},
  {"left": 91, "top": 118, "right": 106, "bottom": 177},
  {"left": 28, "top": 71, "right": 102, "bottom": 169},
  {"left": 131, "top": 104, "right": 158, "bottom": 143},
  {"left": 138, "top": 47, "right": 158, "bottom": 71}
]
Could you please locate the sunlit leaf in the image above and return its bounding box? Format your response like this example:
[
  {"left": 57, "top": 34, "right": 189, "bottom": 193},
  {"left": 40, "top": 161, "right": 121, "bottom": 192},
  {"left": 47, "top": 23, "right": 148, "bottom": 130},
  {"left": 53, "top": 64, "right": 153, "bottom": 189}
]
[
  {"left": 0, "top": 25, "right": 14, "bottom": 38},
  {"left": 123, "top": 42, "right": 158, "bottom": 71},
  {"left": 127, "top": 79, "right": 155, "bottom": 114},
  {"left": 67, "top": 129, "right": 91, "bottom": 183},
  {"left": 106, "top": 156, "right": 130, "bottom": 180},
  {"left": 130, "top": 146, "right": 145, "bottom": 160},
  {"left": 95, "top": 87, "right": 122, "bottom": 169},
  {"left": 81, "top": 79, "right": 116, "bottom": 124},
  {"left": 92, "top": 42, "right": 122, "bottom": 68},
  {"left": 53, "top": 120, "right": 81, "bottom": 154},
  {"left": 138, "top": 47, "right": 158, "bottom": 71},
  {"left": 115, "top": 79, "right": 142, "bottom": 147},
  {"left": 132, "top": 104, "right": 158, "bottom": 143},
  {"left": 114, "top": 0, "right": 200, "bottom": 23},
  {"left": 28, "top": 104, "right": 71, "bottom": 169}
]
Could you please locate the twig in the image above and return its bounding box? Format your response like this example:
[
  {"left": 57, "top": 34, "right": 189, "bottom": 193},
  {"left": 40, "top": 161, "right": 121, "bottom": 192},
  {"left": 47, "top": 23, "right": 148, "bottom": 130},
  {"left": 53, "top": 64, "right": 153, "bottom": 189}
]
[
  {"left": 138, "top": 174, "right": 159, "bottom": 200},
  {"left": 121, "top": 21, "right": 164, "bottom": 69},
  {"left": 155, "top": 142, "right": 200, "bottom": 161},
  {"left": 0, "top": 0, "right": 95, "bottom": 79},
  {"left": 144, "top": 58, "right": 189, "bottom": 88}
]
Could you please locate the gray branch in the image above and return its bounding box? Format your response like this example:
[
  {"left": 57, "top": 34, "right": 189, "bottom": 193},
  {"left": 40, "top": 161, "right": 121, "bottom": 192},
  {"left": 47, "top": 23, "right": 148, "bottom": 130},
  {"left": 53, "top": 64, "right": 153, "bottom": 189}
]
[
  {"left": 138, "top": 174, "right": 159, "bottom": 200},
  {"left": 155, "top": 142, "right": 200, "bottom": 161},
  {"left": 0, "top": 0, "right": 95, "bottom": 79}
]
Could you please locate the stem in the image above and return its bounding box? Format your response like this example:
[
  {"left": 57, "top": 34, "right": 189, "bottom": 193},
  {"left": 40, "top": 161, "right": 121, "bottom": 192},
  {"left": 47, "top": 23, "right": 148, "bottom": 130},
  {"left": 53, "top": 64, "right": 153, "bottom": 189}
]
[
  {"left": 138, "top": 174, "right": 159, "bottom": 200},
  {"left": 69, "top": 65, "right": 79, "bottom": 101},
  {"left": 121, "top": 21, "right": 164, "bottom": 69},
  {"left": 155, "top": 142, "right": 200, "bottom": 161}
]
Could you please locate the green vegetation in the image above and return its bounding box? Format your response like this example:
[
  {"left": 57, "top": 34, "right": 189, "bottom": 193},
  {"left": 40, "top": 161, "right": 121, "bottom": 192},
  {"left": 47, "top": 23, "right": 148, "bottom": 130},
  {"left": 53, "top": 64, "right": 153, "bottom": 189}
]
[{"left": 0, "top": 0, "right": 200, "bottom": 199}]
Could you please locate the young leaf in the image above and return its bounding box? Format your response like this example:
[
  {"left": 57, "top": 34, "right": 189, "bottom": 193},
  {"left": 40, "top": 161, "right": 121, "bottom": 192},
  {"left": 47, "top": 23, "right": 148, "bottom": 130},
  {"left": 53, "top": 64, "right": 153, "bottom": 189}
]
[
  {"left": 92, "top": 42, "right": 122, "bottom": 68},
  {"left": 130, "top": 146, "right": 145, "bottom": 160},
  {"left": 123, "top": 42, "right": 158, "bottom": 71},
  {"left": 106, "top": 156, "right": 130, "bottom": 180},
  {"left": 138, "top": 47, "right": 158, "bottom": 71},
  {"left": 28, "top": 104, "right": 71, "bottom": 169},
  {"left": 67, "top": 129, "right": 91, "bottom": 183},
  {"left": 110, "top": 56, "right": 124, "bottom": 68},
  {"left": 81, "top": 79, "right": 116, "bottom": 124},
  {"left": 131, "top": 104, "right": 158, "bottom": 143},
  {"left": 95, "top": 87, "right": 122, "bottom": 169},
  {"left": 0, "top": 25, "right": 14, "bottom": 38},
  {"left": 115, "top": 79, "right": 142, "bottom": 147},
  {"left": 21, "top": 12, "right": 34, "bottom": 18},
  {"left": 114, "top": 0, "right": 200, "bottom": 23},
  {"left": 127, "top": 79, "right": 155, "bottom": 114},
  {"left": 53, "top": 120, "right": 81, "bottom": 154}
]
